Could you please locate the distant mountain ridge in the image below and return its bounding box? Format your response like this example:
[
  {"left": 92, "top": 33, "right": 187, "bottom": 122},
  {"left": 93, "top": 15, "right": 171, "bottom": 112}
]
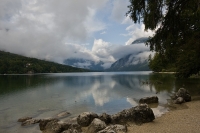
[
  {"left": 63, "top": 37, "right": 151, "bottom": 71},
  {"left": 107, "top": 37, "right": 150, "bottom": 71},
  {"left": 63, "top": 58, "right": 104, "bottom": 71},
  {"left": 107, "top": 54, "right": 150, "bottom": 71},
  {"left": 131, "top": 37, "right": 149, "bottom": 44}
]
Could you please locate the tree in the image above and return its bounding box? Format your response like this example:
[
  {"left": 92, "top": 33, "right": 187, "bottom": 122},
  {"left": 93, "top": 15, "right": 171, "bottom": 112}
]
[
  {"left": 148, "top": 53, "right": 166, "bottom": 72},
  {"left": 127, "top": 0, "right": 200, "bottom": 78}
]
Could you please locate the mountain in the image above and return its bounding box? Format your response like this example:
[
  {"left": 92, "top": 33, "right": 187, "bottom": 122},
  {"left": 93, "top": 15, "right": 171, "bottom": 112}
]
[
  {"left": 107, "top": 37, "right": 150, "bottom": 71},
  {"left": 63, "top": 58, "right": 104, "bottom": 71},
  {"left": 63, "top": 37, "right": 150, "bottom": 72},
  {"left": 131, "top": 37, "right": 149, "bottom": 44},
  {"left": 0, "top": 50, "right": 89, "bottom": 74},
  {"left": 107, "top": 54, "right": 150, "bottom": 71}
]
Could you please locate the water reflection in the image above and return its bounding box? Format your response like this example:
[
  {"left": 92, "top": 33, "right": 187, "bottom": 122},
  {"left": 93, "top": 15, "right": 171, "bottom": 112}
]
[
  {"left": 148, "top": 73, "right": 175, "bottom": 93},
  {"left": 0, "top": 72, "right": 200, "bottom": 133},
  {"left": 0, "top": 74, "right": 58, "bottom": 95}
]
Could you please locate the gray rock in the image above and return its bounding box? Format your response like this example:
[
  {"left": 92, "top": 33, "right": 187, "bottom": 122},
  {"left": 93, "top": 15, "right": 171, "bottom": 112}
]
[
  {"left": 176, "top": 88, "right": 191, "bottom": 102},
  {"left": 42, "top": 119, "right": 62, "bottom": 133},
  {"left": 18, "top": 117, "right": 32, "bottom": 122},
  {"left": 98, "top": 124, "right": 127, "bottom": 133},
  {"left": 111, "top": 104, "right": 155, "bottom": 124},
  {"left": 39, "top": 118, "right": 59, "bottom": 131},
  {"left": 65, "top": 117, "right": 78, "bottom": 124},
  {"left": 133, "top": 104, "right": 155, "bottom": 124},
  {"left": 62, "top": 129, "right": 79, "bottom": 133},
  {"left": 39, "top": 119, "right": 82, "bottom": 133},
  {"left": 139, "top": 96, "right": 158, "bottom": 104},
  {"left": 77, "top": 112, "right": 98, "bottom": 127},
  {"left": 61, "top": 123, "right": 82, "bottom": 133},
  {"left": 87, "top": 118, "right": 106, "bottom": 133},
  {"left": 99, "top": 113, "right": 112, "bottom": 124},
  {"left": 21, "top": 119, "right": 41, "bottom": 126},
  {"left": 67, "top": 123, "right": 82, "bottom": 132},
  {"left": 172, "top": 88, "right": 191, "bottom": 103},
  {"left": 111, "top": 107, "right": 136, "bottom": 124},
  {"left": 174, "top": 97, "right": 185, "bottom": 104},
  {"left": 111, "top": 110, "right": 131, "bottom": 124}
]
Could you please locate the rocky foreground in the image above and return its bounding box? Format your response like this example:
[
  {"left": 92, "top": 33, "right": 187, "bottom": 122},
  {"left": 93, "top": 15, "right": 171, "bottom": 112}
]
[
  {"left": 128, "top": 99, "right": 200, "bottom": 133},
  {"left": 18, "top": 88, "right": 192, "bottom": 133}
]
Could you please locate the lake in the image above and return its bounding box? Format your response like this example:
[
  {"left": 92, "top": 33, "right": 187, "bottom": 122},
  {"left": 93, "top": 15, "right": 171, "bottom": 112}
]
[{"left": 0, "top": 72, "right": 200, "bottom": 133}]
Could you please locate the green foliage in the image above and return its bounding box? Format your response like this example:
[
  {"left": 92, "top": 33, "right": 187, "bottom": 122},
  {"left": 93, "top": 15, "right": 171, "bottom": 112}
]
[
  {"left": 127, "top": 0, "right": 200, "bottom": 78},
  {"left": 0, "top": 51, "right": 89, "bottom": 74},
  {"left": 148, "top": 53, "right": 176, "bottom": 72},
  {"left": 148, "top": 53, "right": 165, "bottom": 72}
]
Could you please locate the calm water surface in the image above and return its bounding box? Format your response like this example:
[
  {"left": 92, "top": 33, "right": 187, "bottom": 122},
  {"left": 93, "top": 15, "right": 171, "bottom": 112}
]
[{"left": 0, "top": 72, "right": 200, "bottom": 133}]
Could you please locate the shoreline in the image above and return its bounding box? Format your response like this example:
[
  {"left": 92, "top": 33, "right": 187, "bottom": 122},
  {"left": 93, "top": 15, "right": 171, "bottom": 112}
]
[
  {"left": 153, "top": 72, "right": 175, "bottom": 74},
  {"left": 16, "top": 97, "right": 200, "bottom": 133},
  {"left": 128, "top": 97, "right": 200, "bottom": 133}
]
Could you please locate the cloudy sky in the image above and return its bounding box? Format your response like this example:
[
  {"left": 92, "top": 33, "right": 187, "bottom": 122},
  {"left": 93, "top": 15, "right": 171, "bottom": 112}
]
[{"left": 0, "top": 0, "right": 154, "bottom": 68}]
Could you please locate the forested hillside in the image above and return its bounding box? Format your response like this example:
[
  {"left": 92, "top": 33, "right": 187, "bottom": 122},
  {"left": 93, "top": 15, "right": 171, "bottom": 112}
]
[{"left": 0, "top": 51, "right": 89, "bottom": 74}]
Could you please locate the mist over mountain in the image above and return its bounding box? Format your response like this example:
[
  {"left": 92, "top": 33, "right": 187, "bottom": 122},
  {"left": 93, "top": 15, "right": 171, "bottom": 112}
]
[
  {"left": 107, "top": 53, "right": 150, "bottom": 71},
  {"left": 63, "top": 37, "right": 152, "bottom": 71},
  {"left": 131, "top": 37, "right": 149, "bottom": 44},
  {"left": 63, "top": 59, "right": 104, "bottom": 71}
]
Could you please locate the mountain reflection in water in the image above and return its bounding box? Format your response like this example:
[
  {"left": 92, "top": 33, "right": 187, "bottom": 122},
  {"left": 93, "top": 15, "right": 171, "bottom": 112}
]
[{"left": 0, "top": 72, "right": 200, "bottom": 133}]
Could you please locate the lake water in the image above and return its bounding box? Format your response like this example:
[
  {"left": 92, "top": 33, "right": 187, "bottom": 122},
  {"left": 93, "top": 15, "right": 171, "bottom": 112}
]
[{"left": 0, "top": 72, "right": 200, "bottom": 133}]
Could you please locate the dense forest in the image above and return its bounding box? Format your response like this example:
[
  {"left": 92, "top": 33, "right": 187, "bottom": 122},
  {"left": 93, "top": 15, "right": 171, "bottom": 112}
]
[{"left": 0, "top": 51, "right": 89, "bottom": 74}]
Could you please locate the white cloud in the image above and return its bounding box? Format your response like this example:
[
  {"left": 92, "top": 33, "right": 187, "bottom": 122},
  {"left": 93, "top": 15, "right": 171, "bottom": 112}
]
[
  {"left": 111, "top": 0, "right": 129, "bottom": 22},
  {"left": 0, "top": 0, "right": 154, "bottom": 69},
  {"left": 91, "top": 39, "right": 116, "bottom": 68},
  {"left": 131, "top": 51, "right": 154, "bottom": 65},
  {"left": 124, "top": 24, "right": 154, "bottom": 45},
  {"left": 122, "top": 16, "right": 133, "bottom": 24},
  {"left": 0, "top": 0, "right": 109, "bottom": 63},
  {"left": 84, "top": 8, "right": 106, "bottom": 35},
  {"left": 111, "top": 43, "right": 149, "bottom": 59},
  {"left": 92, "top": 39, "right": 111, "bottom": 56}
]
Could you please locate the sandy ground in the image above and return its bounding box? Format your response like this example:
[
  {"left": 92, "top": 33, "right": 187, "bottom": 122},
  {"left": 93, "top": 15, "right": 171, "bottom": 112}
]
[{"left": 128, "top": 98, "right": 200, "bottom": 133}]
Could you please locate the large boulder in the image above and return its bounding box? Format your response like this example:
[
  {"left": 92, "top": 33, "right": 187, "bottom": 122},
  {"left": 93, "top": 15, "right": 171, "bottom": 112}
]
[
  {"left": 77, "top": 112, "right": 98, "bottom": 127},
  {"left": 139, "top": 96, "right": 158, "bottom": 104},
  {"left": 111, "top": 108, "right": 134, "bottom": 124},
  {"left": 61, "top": 123, "right": 82, "bottom": 133},
  {"left": 111, "top": 104, "right": 155, "bottom": 124},
  {"left": 98, "top": 124, "right": 127, "bottom": 133},
  {"left": 39, "top": 118, "right": 59, "bottom": 131},
  {"left": 99, "top": 113, "right": 112, "bottom": 124},
  {"left": 87, "top": 118, "right": 106, "bottom": 133},
  {"left": 133, "top": 104, "right": 155, "bottom": 124},
  {"left": 172, "top": 88, "right": 191, "bottom": 104},
  {"left": 40, "top": 119, "right": 62, "bottom": 133},
  {"left": 39, "top": 118, "right": 82, "bottom": 133}
]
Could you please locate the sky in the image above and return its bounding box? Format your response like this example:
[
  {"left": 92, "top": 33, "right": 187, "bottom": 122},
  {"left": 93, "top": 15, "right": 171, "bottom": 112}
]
[{"left": 0, "top": 0, "right": 154, "bottom": 68}]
